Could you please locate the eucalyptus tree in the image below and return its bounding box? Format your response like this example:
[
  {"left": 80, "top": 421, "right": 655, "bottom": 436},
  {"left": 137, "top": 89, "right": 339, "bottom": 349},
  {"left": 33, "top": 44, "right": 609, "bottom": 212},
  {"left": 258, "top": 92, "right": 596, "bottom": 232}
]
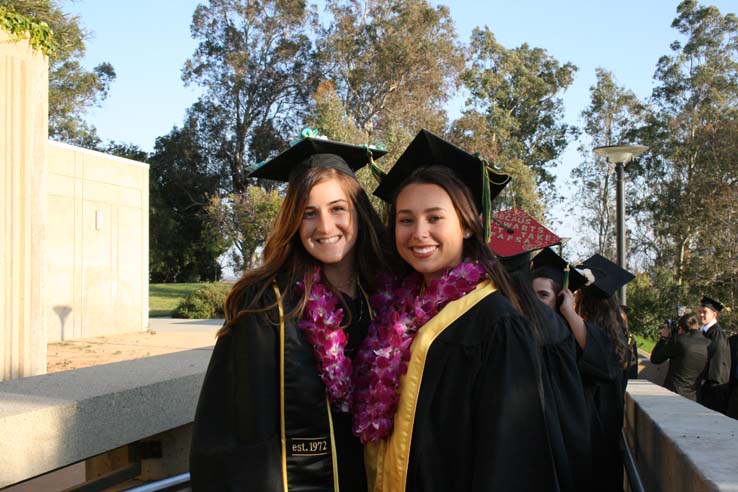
[
  {"left": 316, "top": 0, "right": 464, "bottom": 158},
  {"left": 571, "top": 68, "right": 645, "bottom": 259},
  {"left": 632, "top": 0, "right": 738, "bottom": 290},
  {"left": 182, "top": 0, "right": 317, "bottom": 193}
]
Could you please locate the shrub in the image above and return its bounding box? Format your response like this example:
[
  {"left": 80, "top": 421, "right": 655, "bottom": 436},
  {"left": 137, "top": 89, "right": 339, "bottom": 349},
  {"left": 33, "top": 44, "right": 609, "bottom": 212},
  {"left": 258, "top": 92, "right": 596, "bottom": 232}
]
[{"left": 173, "top": 283, "right": 231, "bottom": 319}]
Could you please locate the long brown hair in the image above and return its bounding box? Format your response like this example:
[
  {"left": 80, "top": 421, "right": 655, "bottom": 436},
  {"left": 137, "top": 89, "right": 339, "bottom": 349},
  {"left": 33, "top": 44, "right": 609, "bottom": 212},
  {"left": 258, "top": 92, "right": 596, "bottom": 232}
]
[
  {"left": 576, "top": 287, "right": 630, "bottom": 367},
  {"left": 219, "top": 166, "right": 391, "bottom": 336},
  {"left": 386, "top": 166, "right": 520, "bottom": 310}
]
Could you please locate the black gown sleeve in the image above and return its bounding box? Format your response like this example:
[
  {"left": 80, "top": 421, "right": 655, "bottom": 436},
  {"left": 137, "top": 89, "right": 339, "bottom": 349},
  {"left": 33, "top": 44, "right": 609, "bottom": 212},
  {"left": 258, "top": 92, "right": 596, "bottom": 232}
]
[
  {"left": 650, "top": 337, "right": 681, "bottom": 364},
  {"left": 471, "top": 314, "right": 558, "bottom": 492},
  {"left": 577, "top": 322, "right": 618, "bottom": 383},
  {"left": 189, "top": 306, "right": 283, "bottom": 492}
]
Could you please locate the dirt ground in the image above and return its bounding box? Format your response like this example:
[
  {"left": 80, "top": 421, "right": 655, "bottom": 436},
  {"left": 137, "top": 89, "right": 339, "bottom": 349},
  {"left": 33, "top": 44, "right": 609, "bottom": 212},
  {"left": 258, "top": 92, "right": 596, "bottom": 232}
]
[{"left": 46, "top": 320, "right": 220, "bottom": 373}]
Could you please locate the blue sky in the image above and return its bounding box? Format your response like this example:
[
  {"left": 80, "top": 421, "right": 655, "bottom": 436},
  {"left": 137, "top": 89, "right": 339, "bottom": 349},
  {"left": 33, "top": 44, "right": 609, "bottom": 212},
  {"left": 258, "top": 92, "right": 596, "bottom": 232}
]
[{"left": 65, "top": 0, "right": 736, "bottom": 251}]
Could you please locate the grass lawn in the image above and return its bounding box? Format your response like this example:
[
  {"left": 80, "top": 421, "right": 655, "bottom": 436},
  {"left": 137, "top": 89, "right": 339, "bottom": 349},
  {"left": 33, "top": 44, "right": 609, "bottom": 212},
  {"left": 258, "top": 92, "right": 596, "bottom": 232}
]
[
  {"left": 149, "top": 283, "right": 203, "bottom": 317},
  {"left": 633, "top": 333, "right": 657, "bottom": 354}
]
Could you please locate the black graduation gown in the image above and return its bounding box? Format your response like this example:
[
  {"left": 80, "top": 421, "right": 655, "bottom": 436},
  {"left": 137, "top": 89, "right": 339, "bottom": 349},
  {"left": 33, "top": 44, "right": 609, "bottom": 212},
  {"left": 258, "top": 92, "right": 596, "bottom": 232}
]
[
  {"left": 699, "top": 322, "right": 732, "bottom": 413},
  {"left": 577, "top": 323, "right": 624, "bottom": 492},
  {"left": 538, "top": 307, "right": 593, "bottom": 492},
  {"left": 650, "top": 330, "right": 710, "bottom": 401},
  {"left": 189, "top": 285, "right": 369, "bottom": 492},
  {"left": 727, "top": 334, "right": 738, "bottom": 419},
  {"left": 372, "top": 282, "right": 558, "bottom": 492}
]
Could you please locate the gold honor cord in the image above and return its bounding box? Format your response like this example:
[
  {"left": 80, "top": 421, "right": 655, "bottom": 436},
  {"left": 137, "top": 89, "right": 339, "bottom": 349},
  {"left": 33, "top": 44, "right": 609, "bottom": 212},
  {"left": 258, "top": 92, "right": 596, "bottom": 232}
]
[
  {"left": 326, "top": 397, "right": 340, "bottom": 492},
  {"left": 272, "top": 284, "right": 289, "bottom": 491}
]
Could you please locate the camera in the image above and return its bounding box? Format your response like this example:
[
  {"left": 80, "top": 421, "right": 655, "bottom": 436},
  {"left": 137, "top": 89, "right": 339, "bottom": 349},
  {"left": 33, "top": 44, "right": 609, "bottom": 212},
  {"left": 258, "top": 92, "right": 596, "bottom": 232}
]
[{"left": 664, "top": 318, "right": 678, "bottom": 336}]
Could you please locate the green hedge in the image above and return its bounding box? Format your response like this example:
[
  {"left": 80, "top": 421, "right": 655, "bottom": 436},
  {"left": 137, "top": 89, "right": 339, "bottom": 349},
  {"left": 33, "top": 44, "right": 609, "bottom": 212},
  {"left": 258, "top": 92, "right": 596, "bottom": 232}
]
[{"left": 173, "top": 283, "right": 231, "bottom": 319}]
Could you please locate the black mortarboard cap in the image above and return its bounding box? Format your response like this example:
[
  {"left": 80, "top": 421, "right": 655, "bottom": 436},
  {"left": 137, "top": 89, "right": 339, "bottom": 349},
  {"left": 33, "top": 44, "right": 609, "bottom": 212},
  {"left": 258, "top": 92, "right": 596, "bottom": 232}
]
[
  {"left": 531, "top": 247, "right": 588, "bottom": 293},
  {"left": 579, "top": 254, "right": 635, "bottom": 298},
  {"left": 248, "top": 136, "right": 387, "bottom": 182},
  {"left": 700, "top": 296, "right": 724, "bottom": 312},
  {"left": 373, "top": 129, "right": 511, "bottom": 239}
]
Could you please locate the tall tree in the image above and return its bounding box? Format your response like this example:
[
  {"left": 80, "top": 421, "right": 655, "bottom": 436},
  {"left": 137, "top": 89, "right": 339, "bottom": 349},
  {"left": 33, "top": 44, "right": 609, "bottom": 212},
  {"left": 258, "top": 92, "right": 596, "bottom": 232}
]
[
  {"left": 317, "top": 0, "right": 464, "bottom": 156},
  {"left": 571, "top": 68, "right": 645, "bottom": 258},
  {"left": 631, "top": 0, "right": 738, "bottom": 289},
  {"left": 182, "top": 0, "right": 316, "bottom": 193},
  {"left": 458, "top": 27, "right": 577, "bottom": 202},
  {"left": 2, "top": 0, "right": 116, "bottom": 147},
  {"left": 148, "top": 115, "right": 229, "bottom": 282}
]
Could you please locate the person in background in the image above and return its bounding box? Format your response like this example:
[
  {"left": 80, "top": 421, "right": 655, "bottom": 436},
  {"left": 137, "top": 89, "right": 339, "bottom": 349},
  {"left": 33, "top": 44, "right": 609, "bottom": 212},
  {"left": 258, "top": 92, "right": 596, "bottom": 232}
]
[
  {"left": 697, "top": 296, "right": 732, "bottom": 414},
  {"left": 493, "top": 225, "right": 592, "bottom": 492},
  {"left": 727, "top": 329, "right": 738, "bottom": 419},
  {"left": 573, "top": 254, "right": 635, "bottom": 492},
  {"left": 650, "top": 313, "right": 710, "bottom": 401},
  {"left": 189, "top": 135, "right": 393, "bottom": 492}
]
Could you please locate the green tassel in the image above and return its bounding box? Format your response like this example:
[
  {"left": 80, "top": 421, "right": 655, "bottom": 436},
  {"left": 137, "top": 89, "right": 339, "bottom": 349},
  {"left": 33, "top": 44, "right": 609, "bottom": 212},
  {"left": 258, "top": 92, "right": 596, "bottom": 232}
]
[
  {"left": 481, "top": 160, "right": 492, "bottom": 243},
  {"left": 367, "top": 148, "right": 386, "bottom": 183}
]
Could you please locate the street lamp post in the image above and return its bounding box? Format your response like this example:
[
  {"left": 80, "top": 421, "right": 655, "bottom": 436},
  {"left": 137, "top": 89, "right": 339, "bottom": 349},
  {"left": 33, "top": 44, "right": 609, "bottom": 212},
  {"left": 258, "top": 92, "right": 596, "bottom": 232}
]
[{"left": 592, "top": 144, "right": 648, "bottom": 305}]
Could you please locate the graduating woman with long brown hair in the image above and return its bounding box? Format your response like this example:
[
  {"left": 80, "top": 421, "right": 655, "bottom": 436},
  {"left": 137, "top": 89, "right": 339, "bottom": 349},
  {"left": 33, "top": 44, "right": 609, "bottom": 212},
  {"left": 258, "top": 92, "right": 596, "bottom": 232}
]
[
  {"left": 189, "top": 135, "right": 394, "bottom": 492},
  {"left": 352, "top": 130, "right": 559, "bottom": 492}
]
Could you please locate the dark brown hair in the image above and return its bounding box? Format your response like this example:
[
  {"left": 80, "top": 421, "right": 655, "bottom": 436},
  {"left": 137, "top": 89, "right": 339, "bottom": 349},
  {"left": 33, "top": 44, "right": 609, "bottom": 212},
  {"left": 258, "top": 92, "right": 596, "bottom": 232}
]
[
  {"left": 678, "top": 313, "right": 700, "bottom": 332},
  {"left": 387, "top": 166, "right": 520, "bottom": 310},
  {"left": 576, "top": 287, "right": 630, "bottom": 367},
  {"left": 219, "top": 166, "right": 391, "bottom": 336}
]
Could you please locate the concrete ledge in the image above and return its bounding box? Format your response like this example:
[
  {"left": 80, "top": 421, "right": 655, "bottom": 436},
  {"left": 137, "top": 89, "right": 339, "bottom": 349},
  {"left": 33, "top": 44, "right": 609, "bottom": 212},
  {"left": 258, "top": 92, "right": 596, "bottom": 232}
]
[
  {"left": 0, "top": 348, "right": 212, "bottom": 488},
  {"left": 625, "top": 380, "right": 738, "bottom": 492}
]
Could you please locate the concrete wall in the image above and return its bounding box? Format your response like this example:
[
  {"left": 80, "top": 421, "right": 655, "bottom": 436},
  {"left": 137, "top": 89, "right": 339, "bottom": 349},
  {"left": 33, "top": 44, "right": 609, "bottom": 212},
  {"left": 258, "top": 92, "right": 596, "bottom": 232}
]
[
  {"left": 625, "top": 380, "right": 738, "bottom": 492},
  {"left": 46, "top": 141, "right": 149, "bottom": 341},
  {"left": 0, "top": 30, "right": 48, "bottom": 381},
  {"left": 0, "top": 348, "right": 211, "bottom": 488}
]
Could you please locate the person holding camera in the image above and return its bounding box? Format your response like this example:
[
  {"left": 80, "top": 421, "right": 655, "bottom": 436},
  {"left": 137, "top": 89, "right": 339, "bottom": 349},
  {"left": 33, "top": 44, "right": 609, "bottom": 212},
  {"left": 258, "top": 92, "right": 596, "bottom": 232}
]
[{"left": 650, "top": 313, "right": 710, "bottom": 401}]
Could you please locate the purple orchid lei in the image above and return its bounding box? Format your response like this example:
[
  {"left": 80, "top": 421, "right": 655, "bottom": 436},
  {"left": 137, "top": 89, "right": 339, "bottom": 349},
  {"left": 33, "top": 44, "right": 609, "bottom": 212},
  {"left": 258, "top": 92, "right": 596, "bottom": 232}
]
[
  {"left": 351, "top": 260, "right": 486, "bottom": 444},
  {"left": 296, "top": 269, "right": 354, "bottom": 413}
]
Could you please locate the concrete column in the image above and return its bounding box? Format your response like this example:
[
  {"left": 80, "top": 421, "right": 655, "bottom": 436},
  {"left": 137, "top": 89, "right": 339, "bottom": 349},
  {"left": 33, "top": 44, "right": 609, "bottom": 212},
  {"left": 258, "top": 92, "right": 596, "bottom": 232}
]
[{"left": 0, "top": 30, "right": 49, "bottom": 380}]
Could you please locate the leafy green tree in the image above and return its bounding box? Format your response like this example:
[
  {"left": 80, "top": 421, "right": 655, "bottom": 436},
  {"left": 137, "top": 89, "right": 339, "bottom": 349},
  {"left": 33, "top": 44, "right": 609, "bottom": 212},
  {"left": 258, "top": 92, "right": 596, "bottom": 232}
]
[
  {"left": 631, "top": 0, "right": 738, "bottom": 290},
  {"left": 205, "top": 186, "right": 283, "bottom": 272},
  {"left": 2, "top": 0, "right": 116, "bottom": 146},
  {"left": 182, "top": 0, "right": 316, "bottom": 193},
  {"left": 148, "top": 118, "right": 229, "bottom": 282},
  {"left": 570, "top": 69, "right": 645, "bottom": 258},
  {"left": 458, "top": 27, "right": 578, "bottom": 200},
  {"left": 318, "top": 0, "right": 464, "bottom": 154}
]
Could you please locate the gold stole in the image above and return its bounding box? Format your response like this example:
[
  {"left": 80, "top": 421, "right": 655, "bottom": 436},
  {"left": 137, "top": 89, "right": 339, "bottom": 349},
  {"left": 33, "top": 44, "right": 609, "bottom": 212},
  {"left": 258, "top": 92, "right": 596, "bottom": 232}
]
[{"left": 367, "top": 281, "right": 497, "bottom": 492}]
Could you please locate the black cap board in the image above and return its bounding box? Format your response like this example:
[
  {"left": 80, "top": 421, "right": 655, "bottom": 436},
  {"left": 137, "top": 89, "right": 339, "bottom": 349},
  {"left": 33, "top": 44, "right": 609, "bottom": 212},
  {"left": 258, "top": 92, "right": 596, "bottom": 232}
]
[
  {"left": 579, "top": 254, "right": 635, "bottom": 298},
  {"left": 700, "top": 296, "right": 724, "bottom": 313},
  {"left": 373, "top": 129, "right": 511, "bottom": 211},
  {"left": 248, "top": 136, "right": 387, "bottom": 182},
  {"left": 531, "top": 247, "right": 589, "bottom": 293}
]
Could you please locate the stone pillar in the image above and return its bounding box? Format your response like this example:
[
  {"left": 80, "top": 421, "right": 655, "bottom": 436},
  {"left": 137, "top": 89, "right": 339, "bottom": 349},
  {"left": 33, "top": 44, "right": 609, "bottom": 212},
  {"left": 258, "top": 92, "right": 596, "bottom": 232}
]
[{"left": 0, "top": 29, "right": 48, "bottom": 380}]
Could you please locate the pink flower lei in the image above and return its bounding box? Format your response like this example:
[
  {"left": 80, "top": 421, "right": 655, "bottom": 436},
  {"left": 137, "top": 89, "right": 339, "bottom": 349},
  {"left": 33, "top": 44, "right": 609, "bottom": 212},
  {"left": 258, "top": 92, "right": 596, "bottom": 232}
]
[
  {"left": 296, "top": 269, "right": 355, "bottom": 413},
  {"left": 351, "top": 260, "right": 485, "bottom": 444}
]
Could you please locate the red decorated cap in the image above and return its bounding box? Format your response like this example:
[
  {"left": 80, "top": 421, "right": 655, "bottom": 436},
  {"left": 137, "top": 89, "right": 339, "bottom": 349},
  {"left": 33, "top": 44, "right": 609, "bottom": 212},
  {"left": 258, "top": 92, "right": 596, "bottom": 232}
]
[{"left": 488, "top": 209, "right": 561, "bottom": 258}]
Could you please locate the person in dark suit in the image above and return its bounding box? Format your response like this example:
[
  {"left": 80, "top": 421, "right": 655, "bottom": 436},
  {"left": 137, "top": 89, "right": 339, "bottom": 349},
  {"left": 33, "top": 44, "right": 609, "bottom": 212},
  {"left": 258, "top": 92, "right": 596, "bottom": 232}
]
[
  {"left": 727, "top": 333, "right": 738, "bottom": 419},
  {"left": 697, "top": 296, "right": 732, "bottom": 414},
  {"left": 650, "top": 313, "right": 710, "bottom": 401}
]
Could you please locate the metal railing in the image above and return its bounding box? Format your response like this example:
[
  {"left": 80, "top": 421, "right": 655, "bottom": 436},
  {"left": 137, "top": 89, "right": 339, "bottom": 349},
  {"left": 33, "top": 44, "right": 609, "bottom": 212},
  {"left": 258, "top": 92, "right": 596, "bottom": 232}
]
[
  {"left": 621, "top": 430, "right": 645, "bottom": 492},
  {"left": 120, "top": 473, "right": 191, "bottom": 492}
]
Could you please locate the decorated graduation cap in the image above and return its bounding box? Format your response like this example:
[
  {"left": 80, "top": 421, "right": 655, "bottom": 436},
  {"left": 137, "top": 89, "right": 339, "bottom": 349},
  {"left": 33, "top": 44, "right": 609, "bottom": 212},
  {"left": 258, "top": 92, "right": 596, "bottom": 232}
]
[
  {"left": 700, "top": 295, "right": 725, "bottom": 313},
  {"left": 487, "top": 209, "right": 561, "bottom": 273},
  {"left": 531, "top": 247, "right": 588, "bottom": 293},
  {"left": 579, "top": 254, "right": 635, "bottom": 298},
  {"left": 373, "top": 129, "right": 511, "bottom": 240},
  {"left": 248, "top": 128, "right": 387, "bottom": 182}
]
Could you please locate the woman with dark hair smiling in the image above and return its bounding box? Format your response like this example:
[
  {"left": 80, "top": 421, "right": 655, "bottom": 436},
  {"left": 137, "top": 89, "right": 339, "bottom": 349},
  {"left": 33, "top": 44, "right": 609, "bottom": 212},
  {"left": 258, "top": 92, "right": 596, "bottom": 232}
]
[
  {"left": 189, "top": 134, "right": 394, "bottom": 492},
  {"left": 352, "top": 130, "right": 558, "bottom": 492}
]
